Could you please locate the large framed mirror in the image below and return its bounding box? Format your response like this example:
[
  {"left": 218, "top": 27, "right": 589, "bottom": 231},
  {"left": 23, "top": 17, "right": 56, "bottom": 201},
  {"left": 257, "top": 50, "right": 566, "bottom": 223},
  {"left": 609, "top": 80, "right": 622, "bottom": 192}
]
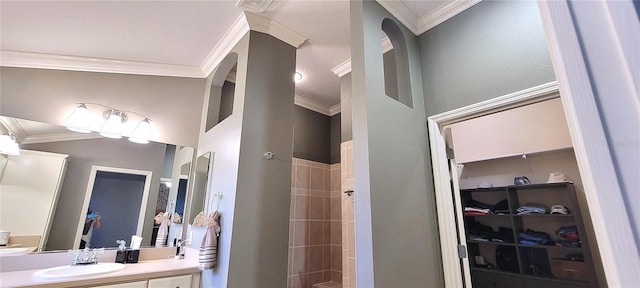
[{"left": 0, "top": 116, "right": 198, "bottom": 253}]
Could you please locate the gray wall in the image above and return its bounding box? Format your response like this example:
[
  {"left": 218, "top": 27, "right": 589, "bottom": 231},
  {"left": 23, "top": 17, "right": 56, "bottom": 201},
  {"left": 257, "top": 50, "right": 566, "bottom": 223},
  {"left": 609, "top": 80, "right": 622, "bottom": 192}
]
[
  {"left": 197, "top": 31, "right": 296, "bottom": 287},
  {"left": 293, "top": 105, "right": 331, "bottom": 163},
  {"left": 22, "top": 138, "right": 166, "bottom": 250},
  {"left": 0, "top": 67, "right": 206, "bottom": 147},
  {"left": 330, "top": 113, "right": 341, "bottom": 164},
  {"left": 350, "top": 1, "right": 443, "bottom": 286},
  {"left": 419, "top": 0, "right": 555, "bottom": 116},
  {"left": 229, "top": 31, "right": 296, "bottom": 288}
]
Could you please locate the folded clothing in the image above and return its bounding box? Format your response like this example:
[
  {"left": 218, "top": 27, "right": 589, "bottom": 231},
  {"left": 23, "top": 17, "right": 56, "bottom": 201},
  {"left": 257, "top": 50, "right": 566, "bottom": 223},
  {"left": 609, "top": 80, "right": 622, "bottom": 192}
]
[
  {"left": 468, "top": 222, "right": 514, "bottom": 243},
  {"left": 519, "top": 229, "right": 554, "bottom": 245},
  {"left": 491, "top": 227, "right": 515, "bottom": 243},
  {"left": 516, "top": 203, "right": 548, "bottom": 215},
  {"left": 555, "top": 225, "right": 581, "bottom": 247},
  {"left": 494, "top": 199, "right": 510, "bottom": 214},
  {"left": 464, "top": 207, "right": 492, "bottom": 215}
]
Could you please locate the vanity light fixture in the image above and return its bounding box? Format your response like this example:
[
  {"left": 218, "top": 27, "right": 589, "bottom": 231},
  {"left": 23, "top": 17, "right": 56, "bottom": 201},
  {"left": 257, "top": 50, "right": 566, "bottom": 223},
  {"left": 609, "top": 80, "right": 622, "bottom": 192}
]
[
  {"left": 294, "top": 72, "right": 303, "bottom": 82},
  {"left": 64, "top": 103, "right": 153, "bottom": 144},
  {"left": 0, "top": 134, "right": 20, "bottom": 155}
]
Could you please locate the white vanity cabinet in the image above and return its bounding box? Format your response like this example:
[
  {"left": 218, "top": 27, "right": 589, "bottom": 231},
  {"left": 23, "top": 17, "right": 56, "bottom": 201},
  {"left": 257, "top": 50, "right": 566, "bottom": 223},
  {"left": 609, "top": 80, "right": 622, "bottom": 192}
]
[
  {"left": 91, "top": 281, "right": 147, "bottom": 288},
  {"left": 90, "top": 275, "right": 193, "bottom": 288},
  {"left": 147, "top": 275, "right": 192, "bottom": 288}
]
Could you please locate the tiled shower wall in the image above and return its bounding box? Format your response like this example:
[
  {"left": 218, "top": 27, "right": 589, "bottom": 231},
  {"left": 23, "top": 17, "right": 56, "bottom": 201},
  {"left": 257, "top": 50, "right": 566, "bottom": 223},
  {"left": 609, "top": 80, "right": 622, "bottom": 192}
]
[
  {"left": 288, "top": 158, "right": 342, "bottom": 288},
  {"left": 341, "top": 141, "right": 355, "bottom": 288}
]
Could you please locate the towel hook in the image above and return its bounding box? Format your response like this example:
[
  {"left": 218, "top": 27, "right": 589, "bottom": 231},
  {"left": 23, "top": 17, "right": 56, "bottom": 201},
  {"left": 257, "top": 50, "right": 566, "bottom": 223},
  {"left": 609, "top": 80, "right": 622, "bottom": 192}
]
[
  {"left": 264, "top": 151, "right": 275, "bottom": 160},
  {"left": 344, "top": 190, "right": 354, "bottom": 196}
]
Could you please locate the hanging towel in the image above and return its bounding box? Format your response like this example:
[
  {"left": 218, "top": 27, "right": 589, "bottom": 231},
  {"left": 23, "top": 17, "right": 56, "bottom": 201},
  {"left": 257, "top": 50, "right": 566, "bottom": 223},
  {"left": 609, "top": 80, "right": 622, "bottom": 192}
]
[
  {"left": 199, "top": 211, "right": 221, "bottom": 270},
  {"left": 155, "top": 212, "right": 170, "bottom": 247}
]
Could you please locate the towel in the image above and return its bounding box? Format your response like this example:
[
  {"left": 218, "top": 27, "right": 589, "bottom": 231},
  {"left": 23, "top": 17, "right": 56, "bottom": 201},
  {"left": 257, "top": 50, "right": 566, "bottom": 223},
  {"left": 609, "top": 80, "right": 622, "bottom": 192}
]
[
  {"left": 199, "top": 211, "right": 221, "bottom": 270},
  {"left": 154, "top": 212, "right": 170, "bottom": 247}
]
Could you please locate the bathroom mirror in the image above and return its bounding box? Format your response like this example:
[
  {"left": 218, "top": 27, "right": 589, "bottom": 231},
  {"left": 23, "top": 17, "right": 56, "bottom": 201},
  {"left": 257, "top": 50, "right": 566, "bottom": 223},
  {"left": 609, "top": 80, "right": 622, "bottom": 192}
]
[
  {"left": 189, "top": 152, "right": 211, "bottom": 224},
  {"left": 0, "top": 116, "right": 195, "bottom": 252}
]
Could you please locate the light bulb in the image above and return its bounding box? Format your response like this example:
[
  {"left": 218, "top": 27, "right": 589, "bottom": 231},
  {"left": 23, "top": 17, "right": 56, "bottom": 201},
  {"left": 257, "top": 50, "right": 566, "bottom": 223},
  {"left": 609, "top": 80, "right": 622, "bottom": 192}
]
[
  {"left": 65, "top": 104, "right": 92, "bottom": 133},
  {"left": 129, "top": 118, "right": 152, "bottom": 144},
  {"left": 100, "top": 110, "right": 125, "bottom": 139}
]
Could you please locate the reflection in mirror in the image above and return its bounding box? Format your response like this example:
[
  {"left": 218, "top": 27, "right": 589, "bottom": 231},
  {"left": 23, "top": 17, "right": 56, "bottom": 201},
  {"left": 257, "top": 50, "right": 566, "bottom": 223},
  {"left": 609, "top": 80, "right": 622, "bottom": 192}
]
[
  {"left": 189, "top": 152, "right": 211, "bottom": 224},
  {"left": 0, "top": 116, "right": 194, "bottom": 253}
]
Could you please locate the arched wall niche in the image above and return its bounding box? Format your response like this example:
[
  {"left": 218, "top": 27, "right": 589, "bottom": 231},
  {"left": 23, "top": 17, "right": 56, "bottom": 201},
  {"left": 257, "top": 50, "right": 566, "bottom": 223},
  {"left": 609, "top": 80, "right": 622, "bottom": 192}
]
[
  {"left": 381, "top": 18, "right": 413, "bottom": 108},
  {"left": 206, "top": 53, "right": 239, "bottom": 132}
]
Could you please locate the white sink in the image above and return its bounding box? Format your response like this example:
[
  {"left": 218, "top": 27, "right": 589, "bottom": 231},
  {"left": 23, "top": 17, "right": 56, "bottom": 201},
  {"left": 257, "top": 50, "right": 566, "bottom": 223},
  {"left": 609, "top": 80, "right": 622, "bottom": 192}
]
[
  {"left": 0, "top": 247, "right": 32, "bottom": 256},
  {"left": 32, "top": 263, "right": 125, "bottom": 280}
]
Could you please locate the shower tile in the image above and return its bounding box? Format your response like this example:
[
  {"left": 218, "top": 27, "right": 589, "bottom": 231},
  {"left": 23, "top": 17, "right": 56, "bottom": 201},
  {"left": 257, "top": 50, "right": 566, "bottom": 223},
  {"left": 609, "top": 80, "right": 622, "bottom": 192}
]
[
  {"left": 324, "top": 169, "right": 331, "bottom": 193},
  {"left": 324, "top": 270, "right": 332, "bottom": 282},
  {"left": 294, "top": 195, "right": 309, "bottom": 220},
  {"left": 296, "top": 164, "right": 310, "bottom": 189},
  {"left": 331, "top": 221, "right": 341, "bottom": 245},
  {"left": 331, "top": 245, "right": 342, "bottom": 271},
  {"left": 293, "top": 220, "right": 309, "bottom": 247},
  {"left": 323, "top": 221, "right": 331, "bottom": 244},
  {"left": 309, "top": 221, "right": 323, "bottom": 245},
  {"left": 323, "top": 198, "right": 331, "bottom": 220},
  {"left": 331, "top": 197, "right": 341, "bottom": 220},
  {"left": 309, "top": 246, "right": 323, "bottom": 272},
  {"left": 310, "top": 167, "right": 324, "bottom": 190},
  {"left": 309, "top": 197, "right": 323, "bottom": 220},
  {"left": 292, "top": 247, "right": 308, "bottom": 274},
  {"left": 332, "top": 270, "right": 342, "bottom": 284},
  {"left": 291, "top": 273, "right": 308, "bottom": 288},
  {"left": 323, "top": 244, "right": 331, "bottom": 270},
  {"left": 309, "top": 271, "right": 324, "bottom": 288}
]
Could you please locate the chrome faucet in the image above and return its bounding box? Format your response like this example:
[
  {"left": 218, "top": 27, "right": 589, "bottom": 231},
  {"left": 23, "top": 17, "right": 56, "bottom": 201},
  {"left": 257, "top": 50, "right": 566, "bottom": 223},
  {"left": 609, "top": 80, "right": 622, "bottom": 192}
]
[{"left": 70, "top": 247, "right": 104, "bottom": 265}]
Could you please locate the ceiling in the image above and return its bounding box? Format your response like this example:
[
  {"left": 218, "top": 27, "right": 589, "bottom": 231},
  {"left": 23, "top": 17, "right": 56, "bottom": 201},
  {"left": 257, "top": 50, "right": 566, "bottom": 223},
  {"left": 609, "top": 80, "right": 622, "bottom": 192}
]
[{"left": 0, "top": 0, "right": 478, "bottom": 115}]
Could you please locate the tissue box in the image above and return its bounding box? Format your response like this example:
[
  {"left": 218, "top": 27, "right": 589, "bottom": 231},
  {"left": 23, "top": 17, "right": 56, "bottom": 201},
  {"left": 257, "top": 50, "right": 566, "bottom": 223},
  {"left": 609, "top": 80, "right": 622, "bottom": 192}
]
[{"left": 125, "top": 249, "right": 140, "bottom": 263}]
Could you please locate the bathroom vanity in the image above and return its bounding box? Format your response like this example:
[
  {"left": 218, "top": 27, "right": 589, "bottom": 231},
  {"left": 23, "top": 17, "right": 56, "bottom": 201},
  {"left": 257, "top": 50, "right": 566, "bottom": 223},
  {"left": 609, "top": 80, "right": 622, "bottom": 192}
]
[{"left": 0, "top": 247, "right": 200, "bottom": 288}]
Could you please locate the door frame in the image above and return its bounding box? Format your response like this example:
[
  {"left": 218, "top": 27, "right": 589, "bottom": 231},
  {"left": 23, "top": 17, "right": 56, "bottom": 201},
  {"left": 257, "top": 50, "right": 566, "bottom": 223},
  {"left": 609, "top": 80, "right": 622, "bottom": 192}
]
[
  {"left": 428, "top": 81, "right": 560, "bottom": 287},
  {"left": 73, "top": 165, "right": 153, "bottom": 249}
]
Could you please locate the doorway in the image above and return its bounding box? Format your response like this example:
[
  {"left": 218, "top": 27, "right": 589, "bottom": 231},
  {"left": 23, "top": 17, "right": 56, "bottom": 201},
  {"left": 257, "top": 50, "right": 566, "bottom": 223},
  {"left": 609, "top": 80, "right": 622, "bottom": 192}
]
[
  {"left": 428, "top": 82, "right": 604, "bottom": 287},
  {"left": 74, "top": 166, "right": 152, "bottom": 249}
]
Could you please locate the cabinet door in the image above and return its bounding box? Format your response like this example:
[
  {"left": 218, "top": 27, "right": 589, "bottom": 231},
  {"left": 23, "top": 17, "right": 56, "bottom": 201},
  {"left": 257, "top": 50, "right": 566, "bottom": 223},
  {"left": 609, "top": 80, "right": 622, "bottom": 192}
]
[
  {"left": 91, "top": 281, "right": 147, "bottom": 288},
  {"left": 148, "top": 275, "right": 192, "bottom": 288}
]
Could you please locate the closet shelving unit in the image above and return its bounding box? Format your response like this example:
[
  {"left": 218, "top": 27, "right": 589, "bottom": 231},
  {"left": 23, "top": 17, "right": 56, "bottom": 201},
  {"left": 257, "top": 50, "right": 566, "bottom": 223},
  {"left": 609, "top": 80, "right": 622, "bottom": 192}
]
[{"left": 460, "top": 182, "right": 597, "bottom": 288}]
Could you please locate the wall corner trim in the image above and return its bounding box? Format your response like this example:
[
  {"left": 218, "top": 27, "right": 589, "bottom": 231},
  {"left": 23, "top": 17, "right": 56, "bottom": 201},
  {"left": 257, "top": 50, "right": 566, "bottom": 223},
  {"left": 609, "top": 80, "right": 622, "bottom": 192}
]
[
  {"left": 244, "top": 12, "right": 307, "bottom": 48},
  {"left": 329, "top": 104, "right": 341, "bottom": 116},
  {"left": 331, "top": 59, "right": 351, "bottom": 77},
  {"left": 415, "top": 0, "right": 481, "bottom": 35},
  {"left": 200, "top": 14, "right": 251, "bottom": 77}
]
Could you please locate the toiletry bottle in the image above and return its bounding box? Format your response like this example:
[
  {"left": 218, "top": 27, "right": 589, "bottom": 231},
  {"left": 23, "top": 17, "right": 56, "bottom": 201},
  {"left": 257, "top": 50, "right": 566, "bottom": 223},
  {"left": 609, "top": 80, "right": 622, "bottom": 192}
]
[{"left": 115, "top": 240, "right": 127, "bottom": 263}]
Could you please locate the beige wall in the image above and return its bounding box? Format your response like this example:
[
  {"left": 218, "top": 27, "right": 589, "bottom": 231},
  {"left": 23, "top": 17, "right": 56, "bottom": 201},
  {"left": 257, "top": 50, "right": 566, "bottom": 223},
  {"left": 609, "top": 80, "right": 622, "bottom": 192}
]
[{"left": 449, "top": 98, "right": 572, "bottom": 163}]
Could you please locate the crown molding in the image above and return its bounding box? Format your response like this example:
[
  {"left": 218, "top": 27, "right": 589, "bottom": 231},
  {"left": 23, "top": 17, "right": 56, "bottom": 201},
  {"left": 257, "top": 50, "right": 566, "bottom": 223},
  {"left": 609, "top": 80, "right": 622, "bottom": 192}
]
[
  {"left": 331, "top": 59, "right": 352, "bottom": 78},
  {"left": 200, "top": 14, "right": 251, "bottom": 77},
  {"left": 329, "top": 104, "right": 341, "bottom": 116},
  {"left": 294, "top": 95, "right": 331, "bottom": 115},
  {"left": 244, "top": 12, "right": 307, "bottom": 48},
  {"left": 377, "top": 0, "right": 480, "bottom": 36},
  {"left": 21, "top": 133, "right": 103, "bottom": 145},
  {"left": 376, "top": 0, "right": 419, "bottom": 35},
  {"left": 415, "top": 0, "right": 481, "bottom": 35},
  {"left": 0, "top": 50, "right": 205, "bottom": 78}
]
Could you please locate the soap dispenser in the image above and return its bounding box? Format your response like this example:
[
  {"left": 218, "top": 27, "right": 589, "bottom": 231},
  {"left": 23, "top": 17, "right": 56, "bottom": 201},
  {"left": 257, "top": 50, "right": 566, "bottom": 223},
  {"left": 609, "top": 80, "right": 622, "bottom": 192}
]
[{"left": 115, "top": 240, "right": 127, "bottom": 263}]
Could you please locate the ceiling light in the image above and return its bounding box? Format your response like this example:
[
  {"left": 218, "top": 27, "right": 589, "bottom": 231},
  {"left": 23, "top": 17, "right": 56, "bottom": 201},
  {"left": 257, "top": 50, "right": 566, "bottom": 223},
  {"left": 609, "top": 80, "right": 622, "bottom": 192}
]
[
  {"left": 100, "top": 110, "right": 126, "bottom": 139},
  {"left": 294, "top": 72, "right": 303, "bottom": 82},
  {"left": 0, "top": 134, "right": 20, "bottom": 156},
  {"left": 65, "top": 104, "right": 92, "bottom": 133},
  {"left": 129, "top": 118, "right": 152, "bottom": 144}
]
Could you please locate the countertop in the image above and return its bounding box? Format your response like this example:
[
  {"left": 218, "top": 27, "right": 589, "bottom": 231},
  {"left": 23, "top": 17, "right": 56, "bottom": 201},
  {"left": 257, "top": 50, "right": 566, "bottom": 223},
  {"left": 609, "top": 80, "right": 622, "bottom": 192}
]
[{"left": 0, "top": 254, "right": 200, "bottom": 288}]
